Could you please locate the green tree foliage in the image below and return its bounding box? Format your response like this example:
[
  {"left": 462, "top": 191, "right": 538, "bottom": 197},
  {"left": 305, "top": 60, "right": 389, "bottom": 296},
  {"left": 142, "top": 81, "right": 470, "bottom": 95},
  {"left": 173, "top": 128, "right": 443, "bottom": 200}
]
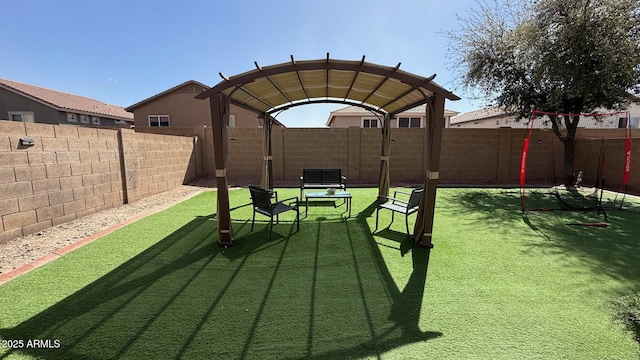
[{"left": 447, "top": 0, "right": 640, "bottom": 185}]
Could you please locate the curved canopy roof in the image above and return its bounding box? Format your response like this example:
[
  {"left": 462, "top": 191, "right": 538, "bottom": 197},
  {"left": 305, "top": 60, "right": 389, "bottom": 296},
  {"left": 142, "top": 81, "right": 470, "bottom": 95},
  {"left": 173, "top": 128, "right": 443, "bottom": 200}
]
[{"left": 195, "top": 55, "right": 460, "bottom": 117}]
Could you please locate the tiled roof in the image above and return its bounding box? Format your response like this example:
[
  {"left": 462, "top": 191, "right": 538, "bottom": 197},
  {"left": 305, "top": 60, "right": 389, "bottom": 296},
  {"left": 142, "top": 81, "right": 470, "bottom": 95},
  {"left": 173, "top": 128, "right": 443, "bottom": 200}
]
[
  {"left": 329, "top": 105, "right": 365, "bottom": 114},
  {"left": 125, "top": 80, "right": 210, "bottom": 112},
  {"left": 0, "top": 78, "right": 133, "bottom": 121},
  {"left": 450, "top": 107, "right": 514, "bottom": 124}
]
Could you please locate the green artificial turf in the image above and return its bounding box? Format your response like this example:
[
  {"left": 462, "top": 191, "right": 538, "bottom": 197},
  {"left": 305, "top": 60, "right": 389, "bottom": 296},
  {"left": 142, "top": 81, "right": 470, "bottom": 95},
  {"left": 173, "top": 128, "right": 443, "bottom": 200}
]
[{"left": 1, "top": 187, "right": 639, "bottom": 359}]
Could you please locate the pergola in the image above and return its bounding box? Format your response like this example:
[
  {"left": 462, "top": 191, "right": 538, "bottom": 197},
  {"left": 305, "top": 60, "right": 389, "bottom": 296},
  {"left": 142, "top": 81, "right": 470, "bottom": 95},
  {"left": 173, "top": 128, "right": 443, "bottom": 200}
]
[{"left": 195, "top": 54, "right": 459, "bottom": 248}]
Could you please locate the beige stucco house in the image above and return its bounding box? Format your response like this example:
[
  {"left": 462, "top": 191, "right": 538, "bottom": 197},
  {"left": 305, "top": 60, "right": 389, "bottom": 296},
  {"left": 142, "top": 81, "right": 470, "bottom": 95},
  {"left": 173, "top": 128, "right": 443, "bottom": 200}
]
[
  {"left": 325, "top": 104, "right": 459, "bottom": 128},
  {"left": 125, "top": 80, "right": 284, "bottom": 128},
  {"left": 451, "top": 103, "right": 640, "bottom": 129}
]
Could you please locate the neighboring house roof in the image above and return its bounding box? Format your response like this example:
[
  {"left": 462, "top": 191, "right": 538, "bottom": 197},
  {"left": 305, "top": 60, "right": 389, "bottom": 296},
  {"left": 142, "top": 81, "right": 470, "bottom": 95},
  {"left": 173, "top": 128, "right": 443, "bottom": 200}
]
[
  {"left": 450, "top": 107, "right": 515, "bottom": 125},
  {"left": 0, "top": 78, "right": 133, "bottom": 121},
  {"left": 126, "top": 79, "right": 286, "bottom": 127},
  {"left": 125, "top": 80, "right": 210, "bottom": 112},
  {"left": 325, "top": 104, "right": 460, "bottom": 126}
]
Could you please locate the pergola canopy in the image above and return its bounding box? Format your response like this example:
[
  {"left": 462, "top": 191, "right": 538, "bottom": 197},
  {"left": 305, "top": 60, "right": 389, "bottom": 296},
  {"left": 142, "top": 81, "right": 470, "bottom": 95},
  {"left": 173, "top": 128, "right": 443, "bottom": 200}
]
[
  {"left": 197, "top": 55, "right": 459, "bottom": 249},
  {"left": 196, "top": 54, "right": 459, "bottom": 118}
]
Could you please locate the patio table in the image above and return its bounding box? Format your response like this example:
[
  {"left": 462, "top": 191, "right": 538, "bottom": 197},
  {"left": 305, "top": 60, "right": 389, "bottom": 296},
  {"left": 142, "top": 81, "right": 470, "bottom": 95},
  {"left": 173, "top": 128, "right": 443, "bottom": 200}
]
[{"left": 304, "top": 191, "right": 352, "bottom": 218}]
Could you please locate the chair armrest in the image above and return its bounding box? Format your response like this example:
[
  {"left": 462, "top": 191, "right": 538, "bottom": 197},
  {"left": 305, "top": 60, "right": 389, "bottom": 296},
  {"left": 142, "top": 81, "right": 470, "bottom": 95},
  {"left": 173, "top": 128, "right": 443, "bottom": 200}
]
[
  {"left": 278, "top": 196, "right": 299, "bottom": 205},
  {"left": 387, "top": 197, "right": 409, "bottom": 206},
  {"left": 393, "top": 190, "right": 412, "bottom": 198},
  {"left": 378, "top": 196, "right": 409, "bottom": 206}
]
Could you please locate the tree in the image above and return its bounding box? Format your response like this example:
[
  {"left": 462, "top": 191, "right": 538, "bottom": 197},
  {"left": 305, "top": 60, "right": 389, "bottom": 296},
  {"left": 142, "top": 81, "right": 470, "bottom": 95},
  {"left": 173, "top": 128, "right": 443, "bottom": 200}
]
[{"left": 447, "top": 0, "right": 640, "bottom": 186}]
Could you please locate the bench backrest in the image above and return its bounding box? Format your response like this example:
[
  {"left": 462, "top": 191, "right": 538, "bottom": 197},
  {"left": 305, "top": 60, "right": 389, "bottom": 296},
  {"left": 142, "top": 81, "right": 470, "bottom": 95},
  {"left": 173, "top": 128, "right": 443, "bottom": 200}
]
[{"left": 302, "top": 168, "right": 341, "bottom": 184}]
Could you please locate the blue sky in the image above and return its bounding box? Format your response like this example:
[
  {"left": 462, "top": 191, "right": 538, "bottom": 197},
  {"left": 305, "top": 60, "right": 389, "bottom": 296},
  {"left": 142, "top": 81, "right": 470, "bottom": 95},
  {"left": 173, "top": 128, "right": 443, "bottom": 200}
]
[{"left": 1, "top": 0, "right": 485, "bottom": 127}]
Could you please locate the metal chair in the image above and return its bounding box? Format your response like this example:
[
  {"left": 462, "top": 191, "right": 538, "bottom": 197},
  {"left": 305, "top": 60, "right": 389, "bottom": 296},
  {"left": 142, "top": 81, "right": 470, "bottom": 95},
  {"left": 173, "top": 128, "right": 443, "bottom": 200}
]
[
  {"left": 249, "top": 186, "right": 299, "bottom": 240},
  {"left": 375, "top": 187, "right": 423, "bottom": 235}
]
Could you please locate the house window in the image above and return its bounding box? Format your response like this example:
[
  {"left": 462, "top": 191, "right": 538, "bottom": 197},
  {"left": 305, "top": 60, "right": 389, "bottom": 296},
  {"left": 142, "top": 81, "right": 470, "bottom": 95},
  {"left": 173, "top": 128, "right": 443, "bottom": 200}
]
[
  {"left": 398, "top": 117, "right": 421, "bottom": 128},
  {"left": 228, "top": 115, "right": 236, "bottom": 127},
  {"left": 362, "top": 118, "right": 379, "bottom": 128},
  {"left": 149, "top": 115, "right": 170, "bottom": 127},
  {"left": 630, "top": 117, "right": 639, "bottom": 129},
  {"left": 114, "top": 120, "right": 127, "bottom": 125},
  {"left": 8, "top": 111, "right": 35, "bottom": 122},
  {"left": 618, "top": 117, "right": 628, "bottom": 128},
  {"left": 80, "top": 115, "right": 90, "bottom": 124},
  {"left": 92, "top": 116, "right": 101, "bottom": 125},
  {"left": 67, "top": 113, "right": 77, "bottom": 123}
]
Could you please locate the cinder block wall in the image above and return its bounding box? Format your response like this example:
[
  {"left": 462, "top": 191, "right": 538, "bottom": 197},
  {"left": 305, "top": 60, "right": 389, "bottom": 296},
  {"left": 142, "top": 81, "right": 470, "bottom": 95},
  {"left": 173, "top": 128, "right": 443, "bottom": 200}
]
[
  {"left": 212, "top": 126, "right": 640, "bottom": 193},
  {"left": 281, "top": 128, "right": 351, "bottom": 180},
  {"left": 136, "top": 126, "right": 209, "bottom": 178},
  {"left": 227, "top": 127, "right": 263, "bottom": 182},
  {"left": 1, "top": 122, "right": 197, "bottom": 243},
  {"left": 389, "top": 128, "right": 426, "bottom": 181},
  {"left": 440, "top": 129, "right": 500, "bottom": 183},
  {"left": 356, "top": 128, "right": 381, "bottom": 182},
  {"left": 119, "top": 130, "right": 198, "bottom": 203}
]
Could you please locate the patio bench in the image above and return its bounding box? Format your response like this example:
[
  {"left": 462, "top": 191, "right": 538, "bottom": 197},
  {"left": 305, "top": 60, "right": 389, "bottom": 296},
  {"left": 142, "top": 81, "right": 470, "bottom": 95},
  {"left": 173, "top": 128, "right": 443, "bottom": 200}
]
[{"left": 300, "top": 168, "right": 347, "bottom": 199}]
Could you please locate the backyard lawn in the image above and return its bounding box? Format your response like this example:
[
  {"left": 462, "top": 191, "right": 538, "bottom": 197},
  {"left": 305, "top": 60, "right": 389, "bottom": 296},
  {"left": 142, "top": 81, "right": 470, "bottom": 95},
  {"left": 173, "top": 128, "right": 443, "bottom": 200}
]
[{"left": 0, "top": 187, "right": 639, "bottom": 359}]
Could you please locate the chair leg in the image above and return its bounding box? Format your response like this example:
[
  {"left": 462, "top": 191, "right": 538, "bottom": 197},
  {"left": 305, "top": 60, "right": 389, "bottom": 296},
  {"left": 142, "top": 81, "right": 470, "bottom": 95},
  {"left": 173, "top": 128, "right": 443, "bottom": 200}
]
[
  {"left": 251, "top": 211, "right": 255, "bottom": 231},
  {"left": 405, "top": 214, "right": 410, "bottom": 235},
  {"left": 391, "top": 211, "right": 395, "bottom": 224},
  {"left": 375, "top": 208, "right": 380, "bottom": 230},
  {"left": 268, "top": 217, "right": 273, "bottom": 241}
]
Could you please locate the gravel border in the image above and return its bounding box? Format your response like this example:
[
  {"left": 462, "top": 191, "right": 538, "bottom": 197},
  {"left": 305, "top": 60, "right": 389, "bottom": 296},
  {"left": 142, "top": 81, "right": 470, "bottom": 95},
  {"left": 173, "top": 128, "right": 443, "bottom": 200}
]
[{"left": 0, "top": 179, "right": 216, "bottom": 277}]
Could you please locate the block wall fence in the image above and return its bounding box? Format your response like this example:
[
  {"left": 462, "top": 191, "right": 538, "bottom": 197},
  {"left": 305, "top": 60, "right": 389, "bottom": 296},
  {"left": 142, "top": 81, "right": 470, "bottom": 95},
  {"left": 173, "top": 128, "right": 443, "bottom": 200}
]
[
  {"left": 219, "top": 126, "right": 640, "bottom": 192},
  {"left": 2, "top": 122, "right": 639, "bottom": 243},
  {"left": 1, "top": 121, "right": 198, "bottom": 243},
  {"left": 142, "top": 125, "right": 639, "bottom": 190}
]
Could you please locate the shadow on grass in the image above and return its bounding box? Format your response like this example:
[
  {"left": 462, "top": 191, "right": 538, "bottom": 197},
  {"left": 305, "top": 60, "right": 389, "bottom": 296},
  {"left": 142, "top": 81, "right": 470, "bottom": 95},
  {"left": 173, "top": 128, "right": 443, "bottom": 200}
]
[
  {"left": 448, "top": 188, "right": 640, "bottom": 291},
  {"left": 1, "top": 200, "right": 440, "bottom": 359}
]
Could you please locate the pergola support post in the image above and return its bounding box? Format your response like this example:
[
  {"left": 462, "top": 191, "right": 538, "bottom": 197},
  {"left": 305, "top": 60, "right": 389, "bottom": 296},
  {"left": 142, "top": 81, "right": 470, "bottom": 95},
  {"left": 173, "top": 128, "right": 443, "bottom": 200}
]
[
  {"left": 378, "top": 113, "right": 392, "bottom": 200},
  {"left": 210, "top": 94, "right": 234, "bottom": 247},
  {"left": 260, "top": 113, "right": 273, "bottom": 190},
  {"left": 414, "top": 94, "right": 446, "bottom": 248}
]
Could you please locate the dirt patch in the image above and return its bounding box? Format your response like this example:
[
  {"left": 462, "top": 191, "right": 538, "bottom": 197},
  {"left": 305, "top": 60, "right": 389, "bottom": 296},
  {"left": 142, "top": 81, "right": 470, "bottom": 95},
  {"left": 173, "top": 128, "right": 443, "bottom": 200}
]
[{"left": 0, "top": 178, "right": 217, "bottom": 276}]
